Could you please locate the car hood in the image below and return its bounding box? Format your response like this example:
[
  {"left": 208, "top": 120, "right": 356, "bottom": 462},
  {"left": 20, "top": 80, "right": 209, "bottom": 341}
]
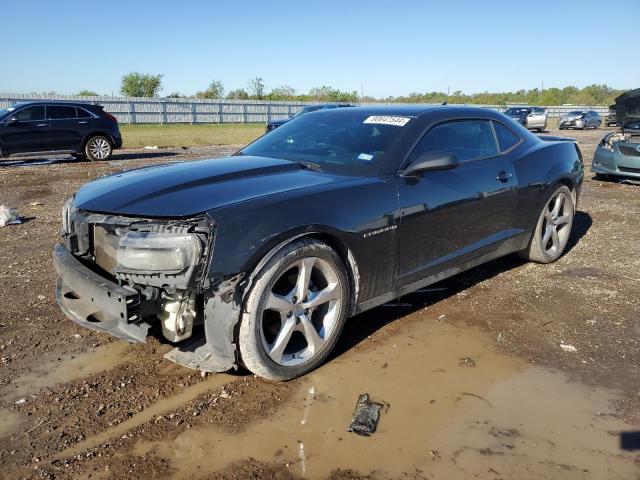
[
  {"left": 73, "top": 156, "right": 349, "bottom": 217},
  {"left": 616, "top": 88, "right": 640, "bottom": 128}
]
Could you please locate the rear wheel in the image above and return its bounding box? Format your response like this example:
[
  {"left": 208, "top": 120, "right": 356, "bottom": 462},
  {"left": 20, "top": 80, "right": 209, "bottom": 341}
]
[
  {"left": 84, "top": 135, "right": 112, "bottom": 161},
  {"left": 518, "top": 185, "right": 575, "bottom": 264},
  {"left": 239, "top": 238, "right": 349, "bottom": 380}
]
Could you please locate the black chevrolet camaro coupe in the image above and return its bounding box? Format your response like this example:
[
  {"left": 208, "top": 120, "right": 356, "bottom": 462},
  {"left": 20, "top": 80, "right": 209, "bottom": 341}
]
[{"left": 54, "top": 106, "right": 584, "bottom": 380}]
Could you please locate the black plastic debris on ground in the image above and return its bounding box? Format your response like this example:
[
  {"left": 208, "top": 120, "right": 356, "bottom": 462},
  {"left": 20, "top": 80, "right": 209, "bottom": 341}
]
[{"left": 347, "top": 393, "right": 387, "bottom": 436}]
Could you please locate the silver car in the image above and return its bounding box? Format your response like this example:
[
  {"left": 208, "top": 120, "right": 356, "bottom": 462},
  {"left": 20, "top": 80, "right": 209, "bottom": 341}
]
[
  {"left": 592, "top": 123, "right": 640, "bottom": 180},
  {"left": 504, "top": 106, "right": 548, "bottom": 132},
  {"left": 558, "top": 110, "right": 602, "bottom": 130}
]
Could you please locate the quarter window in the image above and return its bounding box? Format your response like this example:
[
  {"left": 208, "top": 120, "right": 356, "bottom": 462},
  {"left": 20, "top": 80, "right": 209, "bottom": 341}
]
[
  {"left": 47, "top": 105, "right": 77, "bottom": 120},
  {"left": 409, "top": 120, "right": 498, "bottom": 163},
  {"left": 493, "top": 121, "right": 521, "bottom": 152},
  {"left": 14, "top": 106, "right": 45, "bottom": 121},
  {"left": 76, "top": 108, "right": 92, "bottom": 118}
]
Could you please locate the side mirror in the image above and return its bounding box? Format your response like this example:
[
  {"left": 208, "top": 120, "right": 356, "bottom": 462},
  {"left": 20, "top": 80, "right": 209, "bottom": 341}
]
[
  {"left": 5, "top": 117, "right": 18, "bottom": 124},
  {"left": 401, "top": 151, "right": 459, "bottom": 177}
]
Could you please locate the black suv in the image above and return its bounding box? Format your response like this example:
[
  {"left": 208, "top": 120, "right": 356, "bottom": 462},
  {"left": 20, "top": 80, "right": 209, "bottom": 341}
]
[{"left": 0, "top": 101, "right": 122, "bottom": 161}]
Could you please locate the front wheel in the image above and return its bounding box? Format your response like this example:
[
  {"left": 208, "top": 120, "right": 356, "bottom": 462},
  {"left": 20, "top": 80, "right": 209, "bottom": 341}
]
[
  {"left": 518, "top": 185, "right": 575, "bottom": 264},
  {"left": 239, "top": 238, "right": 349, "bottom": 380},
  {"left": 85, "top": 136, "right": 113, "bottom": 161}
]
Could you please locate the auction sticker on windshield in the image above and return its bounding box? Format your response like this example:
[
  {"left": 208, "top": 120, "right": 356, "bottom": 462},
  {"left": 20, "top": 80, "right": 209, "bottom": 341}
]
[{"left": 363, "top": 116, "right": 411, "bottom": 127}]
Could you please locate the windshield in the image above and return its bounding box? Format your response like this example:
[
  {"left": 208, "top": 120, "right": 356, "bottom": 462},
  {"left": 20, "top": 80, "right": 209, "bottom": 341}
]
[
  {"left": 505, "top": 108, "right": 529, "bottom": 116},
  {"left": 568, "top": 111, "right": 587, "bottom": 116},
  {"left": 241, "top": 110, "right": 411, "bottom": 175},
  {"left": 290, "top": 105, "right": 325, "bottom": 119},
  {"left": 626, "top": 121, "right": 640, "bottom": 130}
]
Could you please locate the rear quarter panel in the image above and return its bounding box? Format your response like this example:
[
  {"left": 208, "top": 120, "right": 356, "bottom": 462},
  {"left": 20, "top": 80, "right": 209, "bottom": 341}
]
[{"left": 512, "top": 140, "right": 584, "bottom": 241}]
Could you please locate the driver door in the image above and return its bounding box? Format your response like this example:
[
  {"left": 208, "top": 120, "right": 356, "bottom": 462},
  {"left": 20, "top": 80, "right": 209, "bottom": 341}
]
[
  {"left": 1, "top": 105, "right": 50, "bottom": 154},
  {"left": 395, "top": 119, "right": 519, "bottom": 287}
]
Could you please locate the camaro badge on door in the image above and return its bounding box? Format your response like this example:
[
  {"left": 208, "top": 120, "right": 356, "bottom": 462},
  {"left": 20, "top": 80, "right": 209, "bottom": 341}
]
[{"left": 363, "top": 225, "right": 397, "bottom": 238}]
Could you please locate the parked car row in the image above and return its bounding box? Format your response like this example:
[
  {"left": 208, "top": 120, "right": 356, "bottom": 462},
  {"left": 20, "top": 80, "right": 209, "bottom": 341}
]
[{"left": 0, "top": 101, "right": 122, "bottom": 160}]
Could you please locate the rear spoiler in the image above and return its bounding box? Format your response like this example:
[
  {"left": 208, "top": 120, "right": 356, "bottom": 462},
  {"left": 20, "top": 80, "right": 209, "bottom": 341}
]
[{"left": 537, "top": 135, "right": 576, "bottom": 143}]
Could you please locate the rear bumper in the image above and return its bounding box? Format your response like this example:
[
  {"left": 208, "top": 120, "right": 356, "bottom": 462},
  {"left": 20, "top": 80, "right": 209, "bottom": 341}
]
[
  {"left": 112, "top": 133, "right": 123, "bottom": 149},
  {"left": 53, "top": 243, "right": 149, "bottom": 343}
]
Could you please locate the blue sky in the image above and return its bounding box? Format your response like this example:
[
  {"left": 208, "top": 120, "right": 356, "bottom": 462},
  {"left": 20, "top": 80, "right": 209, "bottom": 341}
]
[{"left": 0, "top": 0, "right": 638, "bottom": 97}]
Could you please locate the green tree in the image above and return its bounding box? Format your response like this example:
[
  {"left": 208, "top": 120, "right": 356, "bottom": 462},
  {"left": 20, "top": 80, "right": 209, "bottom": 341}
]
[
  {"left": 247, "top": 77, "right": 265, "bottom": 99},
  {"left": 165, "top": 91, "right": 186, "bottom": 98},
  {"left": 226, "top": 88, "right": 250, "bottom": 100},
  {"left": 120, "top": 72, "right": 163, "bottom": 97},
  {"left": 195, "top": 80, "right": 224, "bottom": 99},
  {"left": 267, "top": 85, "right": 296, "bottom": 100},
  {"left": 308, "top": 86, "right": 359, "bottom": 103},
  {"left": 76, "top": 90, "right": 98, "bottom": 96}
]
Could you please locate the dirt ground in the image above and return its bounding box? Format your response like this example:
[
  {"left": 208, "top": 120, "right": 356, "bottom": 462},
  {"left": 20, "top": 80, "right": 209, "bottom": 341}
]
[{"left": 0, "top": 128, "right": 638, "bottom": 480}]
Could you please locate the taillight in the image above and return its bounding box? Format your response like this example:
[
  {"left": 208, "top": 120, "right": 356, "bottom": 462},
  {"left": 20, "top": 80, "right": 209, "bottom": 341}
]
[{"left": 102, "top": 111, "right": 118, "bottom": 123}]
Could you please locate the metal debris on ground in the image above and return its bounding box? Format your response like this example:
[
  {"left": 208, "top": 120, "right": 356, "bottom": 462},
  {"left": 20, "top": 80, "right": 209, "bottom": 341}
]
[
  {"left": 347, "top": 393, "right": 387, "bottom": 436},
  {"left": 0, "top": 205, "right": 22, "bottom": 227},
  {"left": 458, "top": 357, "right": 476, "bottom": 367}
]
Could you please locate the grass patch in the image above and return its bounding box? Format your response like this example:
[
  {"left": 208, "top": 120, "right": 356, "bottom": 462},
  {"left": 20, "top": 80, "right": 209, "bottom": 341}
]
[{"left": 120, "top": 123, "right": 265, "bottom": 149}]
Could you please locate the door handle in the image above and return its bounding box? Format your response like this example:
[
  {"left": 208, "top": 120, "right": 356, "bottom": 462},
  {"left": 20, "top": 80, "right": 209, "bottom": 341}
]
[
  {"left": 497, "top": 171, "right": 513, "bottom": 182},
  {"left": 77, "top": 121, "right": 88, "bottom": 124},
  {"left": 36, "top": 123, "right": 47, "bottom": 127}
]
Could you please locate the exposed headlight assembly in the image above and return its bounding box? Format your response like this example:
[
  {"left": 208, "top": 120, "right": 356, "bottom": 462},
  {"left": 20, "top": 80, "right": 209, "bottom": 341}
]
[
  {"left": 117, "top": 231, "right": 202, "bottom": 273},
  {"left": 61, "top": 197, "right": 74, "bottom": 235}
]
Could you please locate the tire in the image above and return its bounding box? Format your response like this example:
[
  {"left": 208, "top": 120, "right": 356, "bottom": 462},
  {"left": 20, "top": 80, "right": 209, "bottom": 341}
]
[
  {"left": 518, "top": 185, "right": 575, "bottom": 264},
  {"left": 239, "top": 238, "right": 349, "bottom": 380},
  {"left": 84, "top": 135, "right": 113, "bottom": 161}
]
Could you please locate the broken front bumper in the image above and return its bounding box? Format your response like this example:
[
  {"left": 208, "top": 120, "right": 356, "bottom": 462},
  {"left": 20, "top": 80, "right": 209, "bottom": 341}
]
[
  {"left": 53, "top": 243, "right": 150, "bottom": 343},
  {"left": 592, "top": 146, "right": 640, "bottom": 178}
]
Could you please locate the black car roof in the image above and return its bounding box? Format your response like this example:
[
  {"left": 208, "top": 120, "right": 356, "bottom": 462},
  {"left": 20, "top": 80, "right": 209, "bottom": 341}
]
[
  {"left": 8, "top": 100, "right": 100, "bottom": 108},
  {"left": 311, "top": 104, "right": 496, "bottom": 118}
]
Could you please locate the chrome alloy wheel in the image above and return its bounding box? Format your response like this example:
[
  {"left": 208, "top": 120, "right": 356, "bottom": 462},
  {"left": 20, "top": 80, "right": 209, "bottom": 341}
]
[
  {"left": 88, "top": 138, "right": 111, "bottom": 160},
  {"left": 541, "top": 190, "right": 573, "bottom": 256},
  {"left": 260, "top": 257, "right": 343, "bottom": 366}
]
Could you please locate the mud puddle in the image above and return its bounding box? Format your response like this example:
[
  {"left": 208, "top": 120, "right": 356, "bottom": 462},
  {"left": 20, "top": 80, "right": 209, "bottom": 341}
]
[
  {"left": 4, "top": 342, "right": 132, "bottom": 400},
  {"left": 134, "top": 320, "right": 637, "bottom": 479},
  {"left": 54, "top": 372, "right": 236, "bottom": 460}
]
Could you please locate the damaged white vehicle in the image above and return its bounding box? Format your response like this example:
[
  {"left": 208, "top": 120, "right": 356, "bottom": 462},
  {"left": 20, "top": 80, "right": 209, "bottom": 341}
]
[{"left": 592, "top": 88, "right": 640, "bottom": 180}]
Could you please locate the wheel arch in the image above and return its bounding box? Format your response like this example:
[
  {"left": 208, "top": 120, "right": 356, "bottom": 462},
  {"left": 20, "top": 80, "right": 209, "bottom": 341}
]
[
  {"left": 81, "top": 131, "right": 116, "bottom": 150},
  {"left": 242, "top": 229, "right": 361, "bottom": 318}
]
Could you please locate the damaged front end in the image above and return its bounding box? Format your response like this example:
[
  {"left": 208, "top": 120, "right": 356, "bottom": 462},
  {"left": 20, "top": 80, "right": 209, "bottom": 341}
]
[{"left": 53, "top": 199, "right": 242, "bottom": 372}]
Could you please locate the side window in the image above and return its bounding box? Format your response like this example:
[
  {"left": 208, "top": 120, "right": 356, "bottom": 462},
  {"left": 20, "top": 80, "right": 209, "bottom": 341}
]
[
  {"left": 14, "top": 106, "right": 45, "bottom": 121},
  {"left": 493, "top": 121, "right": 521, "bottom": 152},
  {"left": 409, "top": 120, "right": 498, "bottom": 164},
  {"left": 76, "top": 108, "right": 92, "bottom": 118},
  {"left": 47, "top": 105, "right": 77, "bottom": 120}
]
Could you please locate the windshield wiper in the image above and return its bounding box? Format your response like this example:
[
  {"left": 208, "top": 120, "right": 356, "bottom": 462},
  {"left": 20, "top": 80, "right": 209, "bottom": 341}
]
[{"left": 295, "top": 160, "right": 323, "bottom": 171}]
